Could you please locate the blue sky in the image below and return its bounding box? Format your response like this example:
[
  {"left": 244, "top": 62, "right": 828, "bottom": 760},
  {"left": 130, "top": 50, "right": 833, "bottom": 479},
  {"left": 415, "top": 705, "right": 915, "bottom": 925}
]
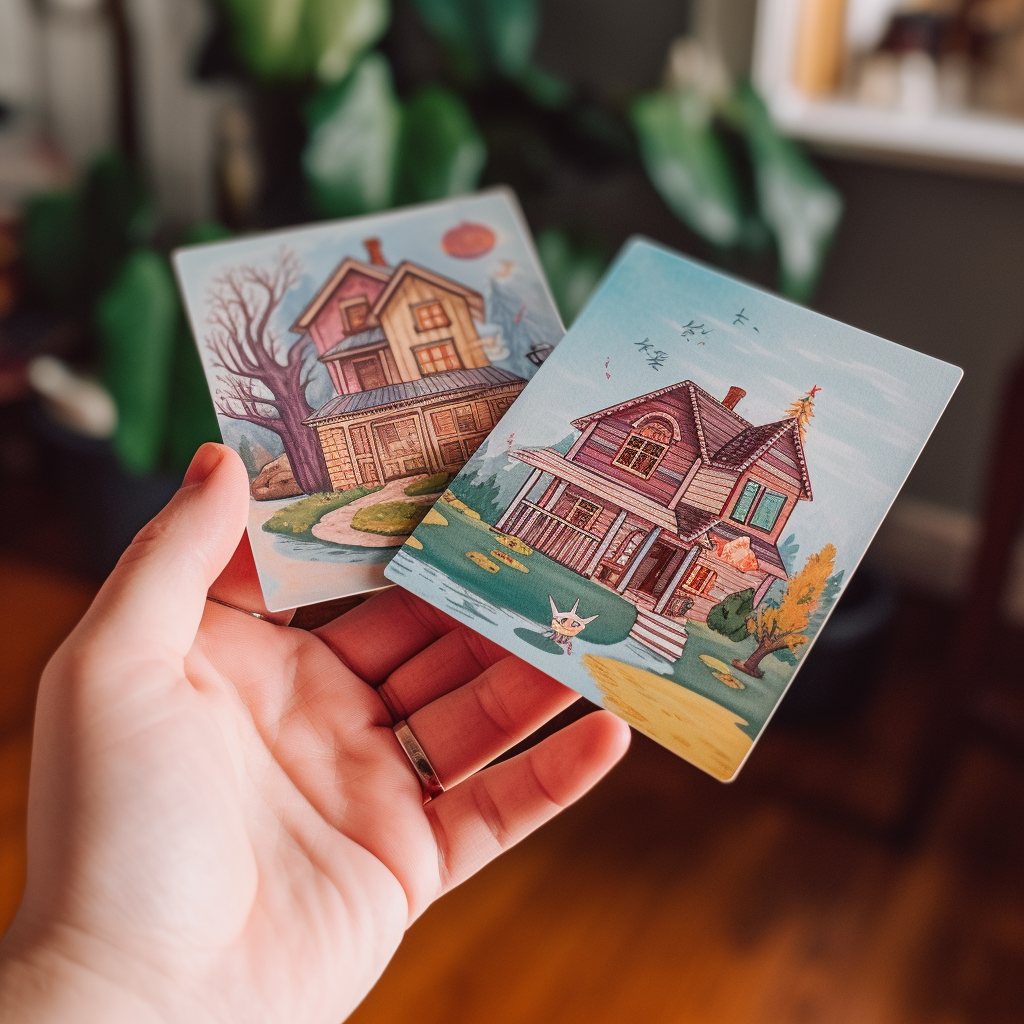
[{"left": 476, "top": 239, "right": 963, "bottom": 576}]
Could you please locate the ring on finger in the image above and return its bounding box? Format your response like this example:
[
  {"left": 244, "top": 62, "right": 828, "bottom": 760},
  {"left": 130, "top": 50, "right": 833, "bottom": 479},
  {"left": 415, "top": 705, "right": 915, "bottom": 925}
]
[{"left": 393, "top": 720, "right": 445, "bottom": 803}]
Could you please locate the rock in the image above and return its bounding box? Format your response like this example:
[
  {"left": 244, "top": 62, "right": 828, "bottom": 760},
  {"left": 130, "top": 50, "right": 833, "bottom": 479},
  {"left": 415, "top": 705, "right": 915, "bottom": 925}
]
[{"left": 250, "top": 454, "right": 302, "bottom": 501}]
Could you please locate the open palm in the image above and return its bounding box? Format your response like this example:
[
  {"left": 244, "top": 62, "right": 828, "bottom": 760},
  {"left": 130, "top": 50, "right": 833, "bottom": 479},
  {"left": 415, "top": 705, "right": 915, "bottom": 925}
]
[{"left": 0, "top": 445, "right": 628, "bottom": 1024}]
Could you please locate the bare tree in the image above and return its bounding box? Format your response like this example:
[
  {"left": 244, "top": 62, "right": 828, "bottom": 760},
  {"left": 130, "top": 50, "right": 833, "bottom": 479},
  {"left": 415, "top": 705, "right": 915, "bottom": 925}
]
[{"left": 205, "top": 247, "right": 330, "bottom": 494}]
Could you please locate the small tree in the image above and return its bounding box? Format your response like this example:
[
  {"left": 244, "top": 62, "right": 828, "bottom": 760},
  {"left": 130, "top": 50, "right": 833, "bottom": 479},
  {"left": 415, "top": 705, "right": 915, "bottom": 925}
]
[
  {"left": 708, "top": 544, "right": 837, "bottom": 678},
  {"left": 238, "top": 434, "right": 257, "bottom": 477}
]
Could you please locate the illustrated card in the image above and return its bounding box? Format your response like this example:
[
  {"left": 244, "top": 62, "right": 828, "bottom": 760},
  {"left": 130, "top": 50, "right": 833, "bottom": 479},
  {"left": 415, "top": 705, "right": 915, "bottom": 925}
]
[
  {"left": 173, "top": 189, "right": 564, "bottom": 610},
  {"left": 385, "top": 239, "right": 962, "bottom": 781}
]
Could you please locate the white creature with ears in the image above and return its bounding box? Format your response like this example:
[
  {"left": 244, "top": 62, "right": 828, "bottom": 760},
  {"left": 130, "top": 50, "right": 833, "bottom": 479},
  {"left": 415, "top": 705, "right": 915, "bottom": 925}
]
[{"left": 543, "top": 596, "right": 599, "bottom": 656}]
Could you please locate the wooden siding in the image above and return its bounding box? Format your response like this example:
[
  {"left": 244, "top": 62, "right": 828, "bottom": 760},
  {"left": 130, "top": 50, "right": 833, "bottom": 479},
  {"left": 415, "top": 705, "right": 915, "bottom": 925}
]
[
  {"left": 683, "top": 550, "right": 767, "bottom": 623},
  {"left": 316, "top": 423, "right": 359, "bottom": 491},
  {"left": 377, "top": 275, "right": 486, "bottom": 383},
  {"left": 683, "top": 466, "right": 737, "bottom": 513},
  {"left": 307, "top": 269, "right": 387, "bottom": 358},
  {"left": 693, "top": 389, "right": 751, "bottom": 455},
  {"left": 571, "top": 400, "right": 702, "bottom": 506}
]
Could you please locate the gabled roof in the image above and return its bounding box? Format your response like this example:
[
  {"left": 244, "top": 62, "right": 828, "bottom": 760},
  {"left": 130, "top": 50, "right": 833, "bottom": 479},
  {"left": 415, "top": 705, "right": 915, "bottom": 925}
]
[
  {"left": 318, "top": 327, "right": 388, "bottom": 361},
  {"left": 291, "top": 258, "right": 392, "bottom": 332},
  {"left": 305, "top": 366, "right": 524, "bottom": 422},
  {"left": 570, "top": 380, "right": 751, "bottom": 462},
  {"left": 711, "top": 418, "right": 812, "bottom": 500},
  {"left": 369, "top": 261, "right": 486, "bottom": 321}
]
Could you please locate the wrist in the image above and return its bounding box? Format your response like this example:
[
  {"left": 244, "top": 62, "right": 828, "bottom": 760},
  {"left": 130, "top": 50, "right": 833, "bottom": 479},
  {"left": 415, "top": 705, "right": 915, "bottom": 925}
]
[{"left": 0, "top": 930, "right": 165, "bottom": 1024}]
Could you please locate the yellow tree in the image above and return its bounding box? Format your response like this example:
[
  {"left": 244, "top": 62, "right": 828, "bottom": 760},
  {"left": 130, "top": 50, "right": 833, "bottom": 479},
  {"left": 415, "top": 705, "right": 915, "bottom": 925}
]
[
  {"left": 785, "top": 384, "right": 821, "bottom": 442},
  {"left": 732, "top": 543, "right": 836, "bottom": 678}
]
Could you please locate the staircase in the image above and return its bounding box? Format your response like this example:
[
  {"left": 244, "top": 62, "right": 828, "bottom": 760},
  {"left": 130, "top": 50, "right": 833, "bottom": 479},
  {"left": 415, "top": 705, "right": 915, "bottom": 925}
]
[{"left": 629, "top": 608, "right": 689, "bottom": 662}]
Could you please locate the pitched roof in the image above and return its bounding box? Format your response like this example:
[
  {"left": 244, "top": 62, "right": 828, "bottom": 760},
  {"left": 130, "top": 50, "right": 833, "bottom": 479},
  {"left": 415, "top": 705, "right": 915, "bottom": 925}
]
[
  {"left": 318, "top": 327, "right": 387, "bottom": 361},
  {"left": 570, "top": 380, "right": 751, "bottom": 462},
  {"left": 369, "top": 260, "right": 486, "bottom": 321},
  {"left": 711, "top": 419, "right": 812, "bottom": 500},
  {"left": 290, "top": 258, "right": 392, "bottom": 332},
  {"left": 674, "top": 506, "right": 722, "bottom": 543},
  {"left": 305, "top": 366, "right": 524, "bottom": 422}
]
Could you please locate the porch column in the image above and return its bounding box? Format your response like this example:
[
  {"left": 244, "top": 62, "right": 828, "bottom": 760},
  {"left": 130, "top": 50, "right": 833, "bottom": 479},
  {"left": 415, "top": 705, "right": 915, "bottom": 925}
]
[
  {"left": 753, "top": 574, "right": 777, "bottom": 607},
  {"left": 543, "top": 480, "right": 569, "bottom": 511},
  {"left": 582, "top": 508, "right": 627, "bottom": 578},
  {"left": 495, "top": 468, "right": 543, "bottom": 530},
  {"left": 616, "top": 526, "right": 662, "bottom": 594},
  {"left": 654, "top": 544, "right": 701, "bottom": 614}
]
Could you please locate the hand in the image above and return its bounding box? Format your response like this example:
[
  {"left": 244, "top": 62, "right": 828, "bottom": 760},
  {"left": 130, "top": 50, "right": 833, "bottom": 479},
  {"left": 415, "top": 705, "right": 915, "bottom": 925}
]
[{"left": 0, "top": 444, "right": 629, "bottom": 1024}]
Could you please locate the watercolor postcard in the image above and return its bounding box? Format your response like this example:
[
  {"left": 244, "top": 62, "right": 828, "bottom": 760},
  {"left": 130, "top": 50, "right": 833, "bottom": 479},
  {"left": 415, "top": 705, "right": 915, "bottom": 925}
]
[
  {"left": 174, "top": 190, "right": 564, "bottom": 610},
  {"left": 385, "top": 239, "right": 962, "bottom": 781}
]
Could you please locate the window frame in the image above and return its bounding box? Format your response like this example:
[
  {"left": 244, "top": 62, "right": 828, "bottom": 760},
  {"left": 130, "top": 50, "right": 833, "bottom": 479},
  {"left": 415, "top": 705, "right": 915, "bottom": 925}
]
[
  {"left": 566, "top": 497, "right": 603, "bottom": 531},
  {"left": 749, "top": 488, "right": 787, "bottom": 533},
  {"left": 730, "top": 480, "right": 762, "bottom": 524},
  {"left": 413, "top": 339, "right": 463, "bottom": 376},
  {"left": 682, "top": 563, "right": 717, "bottom": 594},
  {"left": 412, "top": 300, "right": 452, "bottom": 332},
  {"left": 340, "top": 296, "right": 370, "bottom": 333},
  {"left": 612, "top": 431, "right": 669, "bottom": 479}
]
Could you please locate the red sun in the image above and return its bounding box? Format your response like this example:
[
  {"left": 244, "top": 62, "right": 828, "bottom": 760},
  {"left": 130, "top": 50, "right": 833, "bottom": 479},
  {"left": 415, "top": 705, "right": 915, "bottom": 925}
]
[{"left": 441, "top": 222, "right": 496, "bottom": 259}]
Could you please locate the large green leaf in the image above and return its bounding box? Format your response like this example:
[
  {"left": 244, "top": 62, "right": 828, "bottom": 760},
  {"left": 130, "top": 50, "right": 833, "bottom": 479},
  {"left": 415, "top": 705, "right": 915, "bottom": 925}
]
[
  {"left": 303, "top": 53, "right": 401, "bottom": 216},
  {"left": 631, "top": 87, "right": 744, "bottom": 249},
  {"left": 97, "top": 250, "right": 178, "bottom": 474},
  {"left": 410, "top": 0, "right": 538, "bottom": 80},
  {"left": 221, "top": 0, "right": 389, "bottom": 82},
  {"left": 723, "top": 84, "right": 842, "bottom": 301},
  {"left": 396, "top": 86, "right": 486, "bottom": 205}
]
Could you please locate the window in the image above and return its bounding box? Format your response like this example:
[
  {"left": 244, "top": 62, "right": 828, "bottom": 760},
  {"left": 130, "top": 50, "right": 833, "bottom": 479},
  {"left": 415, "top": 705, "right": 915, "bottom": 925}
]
[
  {"left": 613, "top": 530, "right": 645, "bottom": 567},
  {"left": 342, "top": 300, "right": 370, "bottom": 332},
  {"left": 455, "top": 404, "right": 476, "bottom": 433},
  {"left": 749, "top": 489, "right": 787, "bottom": 533},
  {"left": 612, "top": 419, "right": 672, "bottom": 478},
  {"left": 431, "top": 410, "right": 456, "bottom": 436},
  {"left": 682, "top": 564, "right": 717, "bottom": 594},
  {"left": 413, "top": 301, "right": 451, "bottom": 331},
  {"left": 567, "top": 498, "right": 602, "bottom": 530},
  {"left": 415, "top": 340, "right": 462, "bottom": 376},
  {"left": 731, "top": 480, "right": 761, "bottom": 523},
  {"left": 439, "top": 440, "right": 463, "bottom": 463},
  {"left": 353, "top": 357, "right": 386, "bottom": 390}
]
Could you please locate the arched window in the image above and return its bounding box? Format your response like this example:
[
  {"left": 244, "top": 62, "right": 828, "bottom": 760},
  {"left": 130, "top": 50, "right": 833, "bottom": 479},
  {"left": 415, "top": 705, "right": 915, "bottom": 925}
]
[
  {"left": 613, "top": 530, "right": 645, "bottom": 567},
  {"left": 613, "top": 417, "right": 672, "bottom": 478}
]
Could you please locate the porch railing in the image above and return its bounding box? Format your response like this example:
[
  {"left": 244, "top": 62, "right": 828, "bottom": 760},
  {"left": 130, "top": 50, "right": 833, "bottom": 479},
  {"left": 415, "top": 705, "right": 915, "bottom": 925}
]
[{"left": 502, "top": 500, "right": 600, "bottom": 574}]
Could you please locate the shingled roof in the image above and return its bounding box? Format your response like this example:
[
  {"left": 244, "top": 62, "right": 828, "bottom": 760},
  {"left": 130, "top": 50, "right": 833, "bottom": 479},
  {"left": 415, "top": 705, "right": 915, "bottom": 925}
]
[
  {"left": 305, "top": 366, "right": 524, "bottom": 423},
  {"left": 711, "top": 418, "right": 812, "bottom": 500}
]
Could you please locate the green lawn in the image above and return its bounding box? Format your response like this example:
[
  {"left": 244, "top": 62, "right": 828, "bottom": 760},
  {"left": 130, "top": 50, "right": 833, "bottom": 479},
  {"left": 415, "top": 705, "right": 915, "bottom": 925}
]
[
  {"left": 262, "top": 487, "right": 381, "bottom": 537},
  {"left": 351, "top": 500, "right": 432, "bottom": 536},
  {"left": 404, "top": 473, "right": 452, "bottom": 496}
]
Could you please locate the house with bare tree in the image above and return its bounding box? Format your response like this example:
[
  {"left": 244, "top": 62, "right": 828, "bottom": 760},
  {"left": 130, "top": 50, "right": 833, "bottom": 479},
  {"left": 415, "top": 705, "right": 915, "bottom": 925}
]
[{"left": 296, "top": 239, "right": 527, "bottom": 491}]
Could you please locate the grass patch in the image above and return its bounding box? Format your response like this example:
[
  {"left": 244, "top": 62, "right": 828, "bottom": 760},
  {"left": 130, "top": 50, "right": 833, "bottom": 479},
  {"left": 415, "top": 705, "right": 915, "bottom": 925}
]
[
  {"left": 351, "top": 500, "right": 431, "bottom": 536},
  {"left": 263, "top": 487, "right": 381, "bottom": 537},
  {"left": 404, "top": 473, "right": 452, "bottom": 496}
]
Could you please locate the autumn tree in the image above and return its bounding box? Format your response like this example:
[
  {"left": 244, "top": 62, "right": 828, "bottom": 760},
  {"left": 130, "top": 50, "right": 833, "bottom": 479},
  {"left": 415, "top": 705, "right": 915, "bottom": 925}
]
[
  {"left": 707, "top": 543, "right": 837, "bottom": 678},
  {"left": 205, "top": 247, "right": 330, "bottom": 494}
]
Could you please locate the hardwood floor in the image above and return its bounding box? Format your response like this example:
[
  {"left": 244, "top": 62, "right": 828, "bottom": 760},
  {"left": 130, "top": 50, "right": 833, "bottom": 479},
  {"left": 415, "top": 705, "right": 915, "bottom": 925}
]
[{"left": 2, "top": 557, "right": 1023, "bottom": 1023}]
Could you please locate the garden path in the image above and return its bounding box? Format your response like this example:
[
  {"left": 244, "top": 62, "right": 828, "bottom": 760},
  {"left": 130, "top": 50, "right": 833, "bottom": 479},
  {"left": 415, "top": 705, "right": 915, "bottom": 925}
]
[{"left": 312, "top": 476, "right": 438, "bottom": 548}]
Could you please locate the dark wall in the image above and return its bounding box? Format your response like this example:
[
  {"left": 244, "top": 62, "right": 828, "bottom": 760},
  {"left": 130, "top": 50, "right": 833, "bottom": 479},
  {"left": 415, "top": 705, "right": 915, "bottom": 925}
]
[{"left": 535, "top": 0, "right": 1024, "bottom": 516}]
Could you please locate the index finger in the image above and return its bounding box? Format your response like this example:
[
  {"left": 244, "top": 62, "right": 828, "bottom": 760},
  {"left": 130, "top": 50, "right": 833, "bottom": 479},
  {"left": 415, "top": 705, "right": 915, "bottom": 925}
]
[{"left": 313, "top": 586, "right": 461, "bottom": 684}]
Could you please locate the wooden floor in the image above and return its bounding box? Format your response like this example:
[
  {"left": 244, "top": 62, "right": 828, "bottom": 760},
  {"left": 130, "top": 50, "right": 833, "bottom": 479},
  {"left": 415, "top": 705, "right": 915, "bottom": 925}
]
[{"left": 3, "top": 557, "right": 1024, "bottom": 1023}]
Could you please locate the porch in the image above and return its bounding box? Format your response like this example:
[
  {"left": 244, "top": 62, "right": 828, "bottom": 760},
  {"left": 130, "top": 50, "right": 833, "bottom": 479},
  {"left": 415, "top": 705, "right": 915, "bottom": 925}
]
[{"left": 500, "top": 500, "right": 600, "bottom": 574}]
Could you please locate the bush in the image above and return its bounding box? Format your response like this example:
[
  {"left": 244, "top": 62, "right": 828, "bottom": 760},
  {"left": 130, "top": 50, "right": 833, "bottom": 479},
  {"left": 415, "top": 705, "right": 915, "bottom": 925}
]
[
  {"left": 351, "top": 500, "right": 431, "bottom": 536},
  {"left": 404, "top": 472, "right": 451, "bottom": 496},
  {"left": 263, "top": 487, "right": 381, "bottom": 536}
]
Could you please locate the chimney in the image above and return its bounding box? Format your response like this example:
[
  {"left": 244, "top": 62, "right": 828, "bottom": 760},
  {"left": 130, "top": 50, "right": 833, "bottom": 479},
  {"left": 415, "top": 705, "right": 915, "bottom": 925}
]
[
  {"left": 363, "top": 237, "right": 388, "bottom": 267},
  {"left": 722, "top": 386, "right": 746, "bottom": 410}
]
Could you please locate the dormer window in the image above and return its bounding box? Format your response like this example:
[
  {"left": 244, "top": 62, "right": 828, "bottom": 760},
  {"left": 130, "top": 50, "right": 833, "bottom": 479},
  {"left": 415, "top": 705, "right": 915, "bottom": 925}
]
[
  {"left": 413, "top": 301, "right": 451, "bottom": 331},
  {"left": 612, "top": 419, "right": 672, "bottom": 478},
  {"left": 342, "top": 299, "right": 370, "bottom": 333}
]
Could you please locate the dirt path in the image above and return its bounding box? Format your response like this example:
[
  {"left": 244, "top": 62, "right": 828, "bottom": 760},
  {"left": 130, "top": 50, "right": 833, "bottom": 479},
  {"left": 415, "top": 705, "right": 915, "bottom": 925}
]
[{"left": 312, "top": 476, "right": 440, "bottom": 547}]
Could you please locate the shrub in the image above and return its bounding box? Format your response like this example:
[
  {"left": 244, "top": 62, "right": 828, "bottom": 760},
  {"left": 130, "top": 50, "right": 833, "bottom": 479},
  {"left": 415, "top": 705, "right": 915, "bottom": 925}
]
[
  {"left": 404, "top": 472, "right": 451, "bottom": 496},
  {"left": 351, "top": 500, "right": 431, "bottom": 536},
  {"left": 263, "top": 486, "right": 381, "bottom": 536}
]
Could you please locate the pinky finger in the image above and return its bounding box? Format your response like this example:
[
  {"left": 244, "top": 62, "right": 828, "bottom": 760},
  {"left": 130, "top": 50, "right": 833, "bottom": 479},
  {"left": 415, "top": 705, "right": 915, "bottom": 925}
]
[{"left": 425, "top": 710, "right": 631, "bottom": 896}]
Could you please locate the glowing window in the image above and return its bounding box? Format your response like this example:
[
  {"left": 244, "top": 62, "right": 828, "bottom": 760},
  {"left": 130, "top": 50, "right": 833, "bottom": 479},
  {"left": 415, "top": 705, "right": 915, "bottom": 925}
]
[
  {"left": 567, "top": 498, "right": 602, "bottom": 530},
  {"left": 414, "top": 301, "right": 451, "bottom": 330},
  {"left": 343, "top": 300, "right": 370, "bottom": 332}
]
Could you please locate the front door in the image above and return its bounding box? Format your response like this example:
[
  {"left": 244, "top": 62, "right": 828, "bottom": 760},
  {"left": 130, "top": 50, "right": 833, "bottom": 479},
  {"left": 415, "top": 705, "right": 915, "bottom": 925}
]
[
  {"left": 635, "top": 542, "right": 674, "bottom": 596},
  {"left": 372, "top": 417, "right": 428, "bottom": 480},
  {"left": 354, "top": 356, "right": 387, "bottom": 390}
]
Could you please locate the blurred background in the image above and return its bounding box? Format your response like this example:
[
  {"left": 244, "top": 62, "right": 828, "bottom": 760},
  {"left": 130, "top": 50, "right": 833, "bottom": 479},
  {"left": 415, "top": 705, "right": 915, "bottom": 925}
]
[{"left": 2, "top": 0, "right": 1024, "bottom": 1021}]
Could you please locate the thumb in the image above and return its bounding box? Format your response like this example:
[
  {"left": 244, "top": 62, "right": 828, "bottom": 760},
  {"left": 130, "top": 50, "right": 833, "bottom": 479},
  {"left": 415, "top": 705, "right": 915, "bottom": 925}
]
[{"left": 81, "top": 443, "right": 250, "bottom": 660}]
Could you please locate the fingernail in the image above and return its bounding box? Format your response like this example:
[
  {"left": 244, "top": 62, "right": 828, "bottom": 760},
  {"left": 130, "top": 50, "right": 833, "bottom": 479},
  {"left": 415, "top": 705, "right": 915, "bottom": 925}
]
[{"left": 183, "top": 443, "right": 225, "bottom": 487}]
